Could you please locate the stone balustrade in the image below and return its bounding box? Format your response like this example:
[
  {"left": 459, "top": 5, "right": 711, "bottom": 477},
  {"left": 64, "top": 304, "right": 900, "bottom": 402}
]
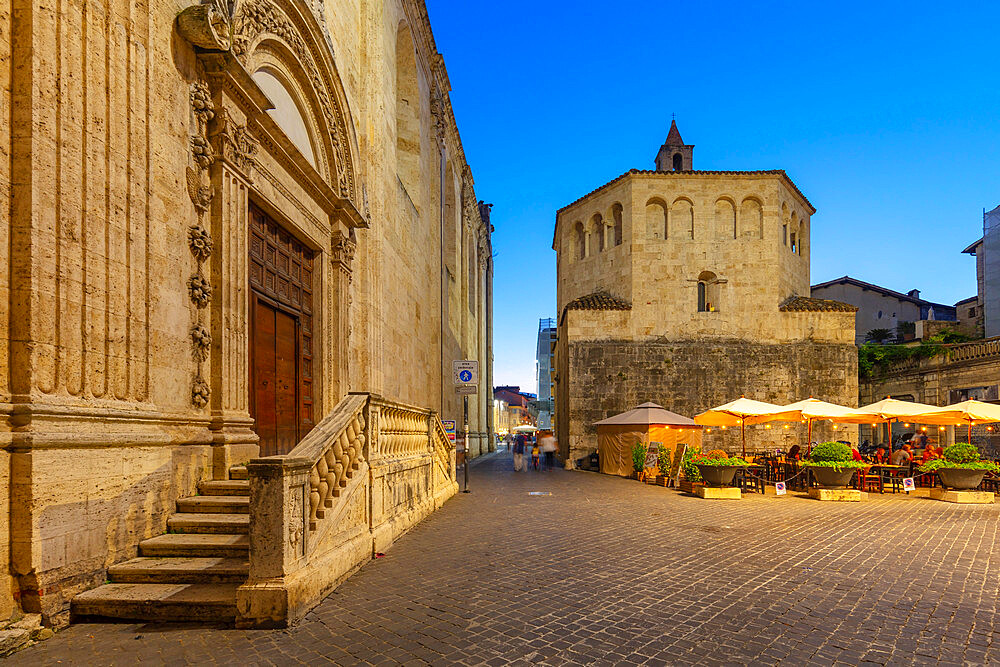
[
  {"left": 236, "top": 393, "right": 456, "bottom": 628},
  {"left": 946, "top": 338, "right": 1000, "bottom": 363}
]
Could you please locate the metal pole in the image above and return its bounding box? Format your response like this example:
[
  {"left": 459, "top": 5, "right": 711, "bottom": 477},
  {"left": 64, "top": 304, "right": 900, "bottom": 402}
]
[{"left": 463, "top": 395, "right": 470, "bottom": 493}]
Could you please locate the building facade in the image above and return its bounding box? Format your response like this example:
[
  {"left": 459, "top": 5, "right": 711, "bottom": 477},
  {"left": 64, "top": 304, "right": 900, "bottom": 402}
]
[
  {"left": 535, "top": 318, "right": 556, "bottom": 429},
  {"left": 1, "top": 0, "right": 492, "bottom": 625},
  {"left": 553, "top": 123, "right": 858, "bottom": 465},
  {"left": 811, "top": 276, "right": 958, "bottom": 344}
]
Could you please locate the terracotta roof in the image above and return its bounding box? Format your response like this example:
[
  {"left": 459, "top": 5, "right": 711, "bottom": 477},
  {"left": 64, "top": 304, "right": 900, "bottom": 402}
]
[
  {"left": 555, "top": 168, "right": 815, "bottom": 219},
  {"left": 559, "top": 292, "right": 632, "bottom": 324},
  {"left": 565, "top": 291, "right": 631, "bottom": 312},
  {"left": 963, "top": 238, "right": 983, "bottom": 255},
  {"left": 779, "top": 296, "right": 857, "bottom": 313},
  {"left": 955, "top": 295, "right": 979, "bottom": 306}
]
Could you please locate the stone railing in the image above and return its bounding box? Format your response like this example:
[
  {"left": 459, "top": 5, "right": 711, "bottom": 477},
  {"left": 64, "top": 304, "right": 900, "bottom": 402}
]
[
  {"left": 236, "top": 393, "right": 456, "bottom": 628},
  {"left": 946, "top": 338, "right": 1000, "bottom": 363}
]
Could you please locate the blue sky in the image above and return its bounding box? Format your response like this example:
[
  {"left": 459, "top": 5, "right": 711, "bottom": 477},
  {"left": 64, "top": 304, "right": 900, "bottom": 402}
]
[{"left": 426, "top": 0, "right": 1000, "bottom": 392}]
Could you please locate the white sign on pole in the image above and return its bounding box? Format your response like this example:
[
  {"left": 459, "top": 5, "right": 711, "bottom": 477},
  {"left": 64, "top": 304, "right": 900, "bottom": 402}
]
[
  {"left": 453, "top": 360, "right": 479, "bottom": 386},
  {"left": 775, "top": 481, "right": 787, "bottom": 496}
]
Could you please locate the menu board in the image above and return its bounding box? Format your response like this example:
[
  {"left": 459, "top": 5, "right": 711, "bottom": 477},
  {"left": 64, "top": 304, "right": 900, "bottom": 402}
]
[{"left": 643, "top": 441, "right": 661, "bottom": 469}]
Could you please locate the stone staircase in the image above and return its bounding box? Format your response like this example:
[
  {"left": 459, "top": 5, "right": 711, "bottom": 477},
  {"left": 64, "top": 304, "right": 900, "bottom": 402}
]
[{"left": 71, "top": 467, "right": 250, "bottom": 623}]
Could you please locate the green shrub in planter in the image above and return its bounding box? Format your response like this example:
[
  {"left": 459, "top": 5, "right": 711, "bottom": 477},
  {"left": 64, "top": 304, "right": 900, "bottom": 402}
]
[
  {"left": 681, "top": 445, "right": 702, "bottom": 482},
  {"left": 801, "top": 441, "right": 867, "bottom": 471},
  {"left": 919, "top": 443, "right": 999, "bottom": 473},
  {"left": 658, "top": 447, "right": 671, "bottom": 475},
  {"left": 631, "top": 441, "right": 648, "bottom": 473}
]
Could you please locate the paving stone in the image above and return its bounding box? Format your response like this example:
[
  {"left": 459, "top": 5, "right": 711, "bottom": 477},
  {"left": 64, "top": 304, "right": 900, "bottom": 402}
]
[{"left": 10, "top": 452, "right": 1000, "bottom": 664}]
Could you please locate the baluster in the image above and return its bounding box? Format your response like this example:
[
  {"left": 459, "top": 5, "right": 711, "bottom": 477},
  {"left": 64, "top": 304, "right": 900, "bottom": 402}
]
[
  {"left": 308, "top": 465, "right": 321, "bottom": 531},
  {"left": 324, "top": 448, "right": 337, "bottom": 506},
  {"left": 316, "top": 457, "right": 329, "bottom": 519},
  {"left": 333, "top": 437, "right": 346, "bottom": 489}
]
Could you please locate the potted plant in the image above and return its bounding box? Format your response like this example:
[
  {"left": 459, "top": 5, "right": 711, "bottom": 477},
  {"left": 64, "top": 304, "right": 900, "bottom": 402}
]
[
  {"left": 693, "top": 449, "right": 751, "bottom": 487},
  {"left": 630, "top": 441, "right": 647, "bottom": 480},
  {"left": 679, "top": 445, "right": 702, "bottom": 492},
  {"left": 655, "top": 447, "right": 671, "bottom": 486},
  {"left": 801, "top": 442, "right": 867, "bottom": 488},
  {"left": 918, "top": 443, "right": 999, "bottom": 490}
]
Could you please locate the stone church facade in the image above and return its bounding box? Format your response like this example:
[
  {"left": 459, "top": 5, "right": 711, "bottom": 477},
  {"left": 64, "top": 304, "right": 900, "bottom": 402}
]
[
  {"left": 553, "top": 123, "right": 857, "bottom": 465},
  {"left": 1, "top": 0, "right": 491, "bottom": 625}
]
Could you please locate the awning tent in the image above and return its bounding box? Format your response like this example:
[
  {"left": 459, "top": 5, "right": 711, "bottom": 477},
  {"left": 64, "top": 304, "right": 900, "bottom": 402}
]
[{"left": 594, "top": 403, "right": 703, "bottom": 477}]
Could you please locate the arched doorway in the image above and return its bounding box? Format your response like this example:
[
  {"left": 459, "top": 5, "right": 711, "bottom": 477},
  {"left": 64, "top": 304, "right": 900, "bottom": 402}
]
[{"left": 248, "top": 203, "right": 316, "bottom": 456}]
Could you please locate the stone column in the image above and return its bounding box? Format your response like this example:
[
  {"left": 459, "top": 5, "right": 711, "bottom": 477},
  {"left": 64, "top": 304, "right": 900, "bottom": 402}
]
[
  {"left": 208, "top": 103, "right": 259, "bottom": 477},
  {"left": 329, "top": 229, "right": 356, "bottom": 404}
]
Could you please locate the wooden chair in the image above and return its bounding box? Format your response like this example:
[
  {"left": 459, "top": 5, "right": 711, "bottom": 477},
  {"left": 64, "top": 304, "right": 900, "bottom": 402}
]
[{"left": 855, "top": 466, "right": 883, "bottom": 493}]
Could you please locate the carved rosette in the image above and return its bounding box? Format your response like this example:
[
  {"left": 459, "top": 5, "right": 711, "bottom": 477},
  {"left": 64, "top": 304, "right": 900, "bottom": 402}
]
[{"left": 185, "top": 80, "right": 217, "bottom": 408}]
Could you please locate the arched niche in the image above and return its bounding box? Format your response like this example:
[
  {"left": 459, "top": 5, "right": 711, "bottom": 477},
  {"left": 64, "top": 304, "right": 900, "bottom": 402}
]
[
  {"left": 252, "top": 68, "right": 317, "bottom": 166},
  {"left": 645, "top": 198, "right": 668, "bottom": 240}
]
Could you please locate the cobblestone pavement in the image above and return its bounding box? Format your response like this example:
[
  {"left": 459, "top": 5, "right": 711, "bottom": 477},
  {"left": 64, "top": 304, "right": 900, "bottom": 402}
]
[{"left": 14, "top": 452, "right": 1000, "bottom": 665}]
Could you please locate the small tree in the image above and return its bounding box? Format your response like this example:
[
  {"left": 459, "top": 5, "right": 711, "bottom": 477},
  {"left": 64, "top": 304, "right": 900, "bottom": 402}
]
[
  {"left": 631, "top": 441, "right": 647, "bottom": 473},
  {"left": 865, "top": 328, "right": 893, "bottom": 343}
]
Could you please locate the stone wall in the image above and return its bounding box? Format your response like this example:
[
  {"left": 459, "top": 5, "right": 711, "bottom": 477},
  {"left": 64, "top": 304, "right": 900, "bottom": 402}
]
[
  {"left": 559, "top": 333, "right": 857, "bottom": 463},
  {"left": 2, "top": 0, "right": 492, "bottom": 624}
]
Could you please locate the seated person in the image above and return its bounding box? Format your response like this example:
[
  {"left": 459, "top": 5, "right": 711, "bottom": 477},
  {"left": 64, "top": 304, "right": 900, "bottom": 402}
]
[
  {"left": 851, "top": 447, "right": 864, "bottom": 462},
  {"left": 889, "top": 444, "right": 913, "bottom": 466},
  {"left": 921, "top": 444, "right": 941, "bottom": 463},
  {"left": 787, "top": 444, "right": 801, "bottom": 461},
  {"left": 872, "top": 446, "right": 888, "bottom": 464}
]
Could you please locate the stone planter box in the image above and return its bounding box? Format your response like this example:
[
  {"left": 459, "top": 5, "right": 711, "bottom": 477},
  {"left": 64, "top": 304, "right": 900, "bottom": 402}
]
[
  {"left": 695, "top": 464, "right": 739, "bottom": 487},
  {"left": 678, "top": 480, "right": 702, "bottom": 494},
  {"left": 810, "top": 466, "right": 855, "bottom": 489},
  {"left": 936, "top": 468, "right": 987, "bottom": 490}
]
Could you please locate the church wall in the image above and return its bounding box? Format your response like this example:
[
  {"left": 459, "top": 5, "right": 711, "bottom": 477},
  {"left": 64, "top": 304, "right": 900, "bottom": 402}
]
[
  {"left": 3, "top": 0, "right": 491, "bottom": 623},
  {"left": 560, "top": 309, "right": 858, "bottom": 464}
]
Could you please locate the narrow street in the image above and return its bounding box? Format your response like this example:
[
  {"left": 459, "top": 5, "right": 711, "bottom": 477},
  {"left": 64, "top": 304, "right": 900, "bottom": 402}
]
[{"left": 15, "top": 452, "right": 1000, "bottom": 665}]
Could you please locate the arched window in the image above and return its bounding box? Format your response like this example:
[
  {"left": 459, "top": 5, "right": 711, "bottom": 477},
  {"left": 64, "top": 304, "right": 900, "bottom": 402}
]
[
  {"left": 739, "top": 198, "right": 764, "bottom": 239},
  {"left": 611, "top": 203, "right": 624, "bottom": 246},
  {"left": 646, "top": 198, "right": 668, "bottom": 239},
  {"left": 781, "top": 204, "right": 790, "bottom": 246},
  {"left": 715, "top": 198, "right": 736, "bottom": 240},
  {"left": 790, "top": 212, "right": 798, "bottom": 252},
  {"left": 396, "top": 22, "right": 421, "bottom": 209},
  {"left": 575, "top": 222, "right": 585, "bottom": 260},
  {"left": 697, "top": 271, "right": 719, "bottom": 312},
  {"left": 671, "top": 198, "right": 694, "bottom": 239},
  {"left": 444, "top": 161, "right": 458, "bottom": 291},
  {"left": 798, "top": 219, "right": 805, "bottom": 255},
  {"left": 672, "top": 153, "right": 683, "bottom": 171},
  {"left": 592, "top": 213, "right": 605, "bottom": 252},
  {"left": 252, "top": 69, "right": 316, "bottom": 166}
]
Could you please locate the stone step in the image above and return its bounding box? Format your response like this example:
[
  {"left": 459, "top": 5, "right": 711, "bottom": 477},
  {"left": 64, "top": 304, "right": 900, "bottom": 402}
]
[
  {"left": 167, "top": 512, "right": 249, "bottom": 534},
  {"left": 229, "top": 466, "right": 248, "bottom": 480},
  {"left": 139, "top": 533, "right": 249, "bottom": 558},
  {"left": 71, "top": 583, "right": 238, "bottom": 623},
  {"left": 108, "top": 557, "right": 248, "bottom": 584},
  {"left": 176, "top": 495, "right": 249, "bottom": 514},
  {"left": 197, "top": 479, "right": 250, "bottom": 496}
]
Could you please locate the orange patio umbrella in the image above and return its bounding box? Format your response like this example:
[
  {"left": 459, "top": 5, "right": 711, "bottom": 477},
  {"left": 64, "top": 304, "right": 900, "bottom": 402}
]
[
  {"left": 694, "top": 397, "right": 797, "bottom": 456},
  {"left": 911, "top": 400, "right": 1000, "bottom": 443}
]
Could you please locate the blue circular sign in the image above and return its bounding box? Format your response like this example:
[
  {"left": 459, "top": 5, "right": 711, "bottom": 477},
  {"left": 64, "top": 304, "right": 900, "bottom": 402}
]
[{"left": 459, "top": 370, "right": 473, "bottom": 382}]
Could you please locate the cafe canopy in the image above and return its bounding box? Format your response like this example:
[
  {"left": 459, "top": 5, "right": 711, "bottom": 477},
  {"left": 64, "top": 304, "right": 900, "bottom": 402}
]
[
  {"left": 594, "top": 402, "right": 702, "bottom": 477},
  {"left": 694, "top": 397, "right": 794, "bottom": 455}
]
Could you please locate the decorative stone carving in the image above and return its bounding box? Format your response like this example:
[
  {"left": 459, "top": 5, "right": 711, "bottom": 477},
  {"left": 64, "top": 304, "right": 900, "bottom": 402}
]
[
  {"left": 191, "top": 377, "right": 211, "bottom": 408},
  {"left": 190, "top": 135, "right": 215, "bottom": 169},
  {"left": 190, "top": 324, "right": 213, "bottom": 361},
  {"left": 332, "top": 233, "right": 356, "bottom": 269},
  {"left": 429, "top": 87, "right": 446, "bottom": 145},
  {"left": 190, "top": 81, "right": 215, "bottom": 132},
  {"left": 187, "top": 274, "right": 213, "bottom": 307},
  {"left": 188, "top": 224, "right": 214, "bottom": 260},
  {"left": 176, "top": 2, "right": 232, "bottom": 51},
  {"left": 217, "top": 109, "right": 258, "bottom": 179},
  {"left": 186, "top": 168, "right": 214, "bottom": 212},
  {"left": 231, "top": 0, "right": 356, "bottom": 202}
]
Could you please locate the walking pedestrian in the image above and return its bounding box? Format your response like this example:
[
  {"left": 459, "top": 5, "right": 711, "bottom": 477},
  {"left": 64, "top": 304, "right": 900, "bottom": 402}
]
[
  {"left": 540, "top": 431, "right": 556, "bottom": 470},
  {"left": 513, "top": 433, "right": 525, "bottom": 472}
]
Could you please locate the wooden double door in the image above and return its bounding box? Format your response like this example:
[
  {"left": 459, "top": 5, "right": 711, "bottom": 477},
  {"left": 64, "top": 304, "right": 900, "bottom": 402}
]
[{"left": 249, "top": 204, "right": 315, "bottom": 457}]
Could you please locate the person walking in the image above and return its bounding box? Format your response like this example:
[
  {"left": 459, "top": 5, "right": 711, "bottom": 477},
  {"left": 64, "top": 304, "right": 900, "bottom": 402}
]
[
  {"left": 513, "top": 433, "right": 525, "bottom": 472},
  {"left": 540, "top": 431, "right": 557, "bottom": 470}
]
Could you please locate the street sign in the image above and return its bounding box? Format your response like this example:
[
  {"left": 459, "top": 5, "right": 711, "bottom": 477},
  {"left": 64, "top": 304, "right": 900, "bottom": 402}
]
[
  {"left": 442, "top": 420, "right": 457, "bottom": 441},
  {"left": 455, "top": 385, "right": 477, "bottom": 395},
  {"left": 453, "top": 360, "right": 479, "bottom": 386}
]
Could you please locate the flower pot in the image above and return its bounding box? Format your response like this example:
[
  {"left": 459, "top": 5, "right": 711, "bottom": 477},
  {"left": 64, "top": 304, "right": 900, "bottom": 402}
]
[
  {"left": 936, "top": 468, "right": 987, "bottom": 490},
  {"left": 810, "top": 466, "right": 855, "bottom": 489},
  {"left": 696, "top": 464, "right": 739, "bottom": 487}
]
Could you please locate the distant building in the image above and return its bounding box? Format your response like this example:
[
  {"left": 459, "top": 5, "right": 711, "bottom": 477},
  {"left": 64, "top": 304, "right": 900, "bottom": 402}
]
[
  {"left": 536, "top": 319, "right": 556, "bottom": 429},
  {"left": 493, "top": 386, "right": 536, "bottom": 434},
  {"left": 811, "top": 276, "right": 957, "bottom": 344},
  {"left": 553, "top": 122, "right": 857, "bottom": 464},
  {"left": 978, "top": 205, "right": 1000, "bottom": 337}
]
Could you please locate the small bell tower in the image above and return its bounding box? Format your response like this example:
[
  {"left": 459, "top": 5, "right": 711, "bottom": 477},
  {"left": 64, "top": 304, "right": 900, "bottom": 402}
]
[{"left": 654, "top": 119, "right": 694, "bottom": 172}]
